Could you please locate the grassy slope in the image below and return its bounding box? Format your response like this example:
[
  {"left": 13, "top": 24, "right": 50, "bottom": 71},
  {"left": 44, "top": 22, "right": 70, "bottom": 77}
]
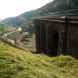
[{"left": 0, "top": 41, "right": 78, "bottom": 78}]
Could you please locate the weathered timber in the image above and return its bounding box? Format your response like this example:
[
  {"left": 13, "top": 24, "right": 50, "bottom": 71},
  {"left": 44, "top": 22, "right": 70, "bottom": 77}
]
[{"left": 34, "top": 16, "right": 78, "bottom": 58}]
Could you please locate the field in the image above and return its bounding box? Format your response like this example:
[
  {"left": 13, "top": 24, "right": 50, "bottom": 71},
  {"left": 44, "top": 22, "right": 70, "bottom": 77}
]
[{"left": 0, "top": 41, "right": 78, "bottom": 78}]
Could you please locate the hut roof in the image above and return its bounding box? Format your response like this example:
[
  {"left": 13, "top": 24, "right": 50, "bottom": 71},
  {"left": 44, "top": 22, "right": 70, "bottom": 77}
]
[{"left": 35, "top": 0, "right": 78, "bottom": 19}]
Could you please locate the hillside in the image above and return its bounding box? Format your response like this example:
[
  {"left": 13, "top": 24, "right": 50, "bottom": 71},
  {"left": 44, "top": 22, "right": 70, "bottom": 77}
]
[
  {"left": 0, "top": 41, "right": 78, "bottom": 78},
  {"left": 2, "top": 0, "right": 78, "bottom": 31},
  {"left": 2, "top": 10, "right": 37, "bottom": 28}
]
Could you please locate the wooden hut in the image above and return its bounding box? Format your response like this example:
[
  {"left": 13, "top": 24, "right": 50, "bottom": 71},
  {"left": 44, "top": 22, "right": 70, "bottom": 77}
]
[{"left": 34, "top": 0, "right": 78, "bottom": 57}]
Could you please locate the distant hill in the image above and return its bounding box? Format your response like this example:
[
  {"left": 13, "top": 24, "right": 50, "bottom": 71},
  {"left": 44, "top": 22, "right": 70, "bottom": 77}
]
[
  {"left": 2, "top": 10, "right": 39, "bottom": 28},
  {"left": 2, "top": 0, "right": 78, "bottom": 31},
  {"left": 2, "top": 10, "right": 38, "bottom": 32},
  {"left": 0, "top": 23, "right": 15, "bottom": 32}
]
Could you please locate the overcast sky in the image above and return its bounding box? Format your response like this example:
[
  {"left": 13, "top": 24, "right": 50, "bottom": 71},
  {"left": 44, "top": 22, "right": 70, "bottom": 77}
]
[{"left": 0, "top": 0, "right": 53, "bottom": 19}]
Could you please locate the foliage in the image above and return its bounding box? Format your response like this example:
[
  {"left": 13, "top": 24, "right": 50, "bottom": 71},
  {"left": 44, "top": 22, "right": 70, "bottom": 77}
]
[
  {"left": 0, "top": 23, "right": 6, "bottom": 32},
  {"left": 0, "top": 41, "right": 78, "bottom": 78},
  {"left": 0, "top": 23, "right": 13, "bottom": 32}
]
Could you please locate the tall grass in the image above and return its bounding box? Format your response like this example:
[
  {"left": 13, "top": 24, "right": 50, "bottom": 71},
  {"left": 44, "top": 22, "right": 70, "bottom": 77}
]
[{"left": 0, "top": 41, "right": 78, "bottom": 78}]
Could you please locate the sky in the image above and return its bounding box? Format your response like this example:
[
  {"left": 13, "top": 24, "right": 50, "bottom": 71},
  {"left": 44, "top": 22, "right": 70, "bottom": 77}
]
[{"left": 0, "top": 0, "right": 53, "bottom": 19}]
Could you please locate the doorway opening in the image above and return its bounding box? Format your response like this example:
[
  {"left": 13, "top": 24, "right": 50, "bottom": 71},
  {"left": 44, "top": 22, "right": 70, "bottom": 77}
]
[{"left": 47, "top": 31, "right": 59, "bottom": 56}]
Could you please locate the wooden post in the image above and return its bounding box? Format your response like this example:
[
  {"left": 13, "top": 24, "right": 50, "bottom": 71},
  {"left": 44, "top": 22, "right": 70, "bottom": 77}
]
[
  {"left": 57, "top": 31, "right": 64, "bottom": 55},
  {"left": 45, "top": 23, "right": 48, "bottom": 53},
  {"left": 34, "top": 19, "right": 41, "bottom": 53},
  {"left": 63, "top": 16, "right": 69, "bottom": 53}
]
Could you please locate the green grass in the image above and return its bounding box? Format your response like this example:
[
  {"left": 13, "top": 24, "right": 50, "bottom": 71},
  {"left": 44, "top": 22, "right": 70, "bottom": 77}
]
[{"left": 0, "top": 41, "right": 78, "bottom": 78}]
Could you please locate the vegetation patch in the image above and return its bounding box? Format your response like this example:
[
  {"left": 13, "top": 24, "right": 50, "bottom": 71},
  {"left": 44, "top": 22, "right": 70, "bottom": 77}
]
[{"left": 0, "top": 41, "right": 78, "bottom": 78}]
